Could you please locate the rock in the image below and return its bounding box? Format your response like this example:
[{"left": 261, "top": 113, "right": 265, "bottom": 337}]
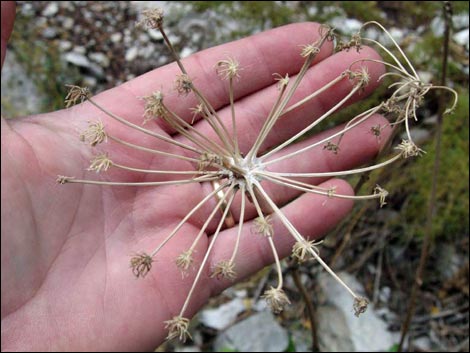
[
  {"left": 125, "top": 47, "right": 139, "bottom": 62},
  {"left": 454, "top": 29, "right": 469, "bottom": 51},
  {"left": 214, "top": 311, "right": 289, "bottom": 352},
  {"left": 89, "top": 52, "right": 110, "bottom": 68},
  {"left": 317, "top": 272, "right": 399, "bottom": 352},
  {"left": 58, "top": 40, "right": 73, "bottom": 51},
  {"left": 110, "top": 32, "right": 123, "bottom": 43},
  {"left": 62, "top": 17, "right": 74, "bottom": 30},
  {"left": 148, "top": 28, "right": 163, "bottom": 41},
  {"left": 200, "top": 298, "right": 245, "bottom": 330},
  {"left": 64, "top": 52, "right": 90, "bottom": 68},
  {"left": 42, "top": 3, "right": 59, "bottom": 17},
  {"left": 180, "top": 47, "right": 194, "bottom": 59},
  {"left": 42, "top": 27, "right": 58, "bottom": 39}
]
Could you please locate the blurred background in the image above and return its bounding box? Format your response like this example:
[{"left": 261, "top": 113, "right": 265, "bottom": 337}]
[{"left": 2, "top": 1, "right": 468, "bottom": 352}]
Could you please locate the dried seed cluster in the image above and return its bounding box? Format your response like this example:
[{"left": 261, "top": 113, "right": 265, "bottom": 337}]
[{"left": 59, "top": 9, "right": 458, "bottom": 342}]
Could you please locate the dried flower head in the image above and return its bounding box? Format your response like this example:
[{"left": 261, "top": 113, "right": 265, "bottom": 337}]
[
  {"left": 174, "top": 74, "right": 193, "bottom": 96},
  {"left": 396, "top": 139, "right": 426, "bottom": 158},
  {"left": 292, "top": 239, "right": 322, "bottom": 263},
  {"left": 142, "top": 91, "right": 166, "bottom": 123},
  {"left": 58, "top": 11, "right": 459, "bottom": 343},
  {"left": 79, "top": 121, "right": 107, "bottom": 146},
  {"left": 65, "top": 85, "right": 90, "bottom": 108},
  {"left": 216, "top": 57, "right": 241, "bottom": 80},
  {"left": 87, "top": 153, "right": 112, "bottom": 173},
  {"left": 175, "top": 250, "right": 194, "bottom": 276},
  {"left": 374, "top": 185, "right": 389, "bottom": 207},
  {"left": 137, "top": 8, "right": 164, "bottom": 29},
  {"left": 130, "top": 253, "right": 153, "bottom": 278},
  {"left": 164, "top": 316, "right": 191, "bottom": 342},
  {"left": 253, "top": 215, "right": 273, "bottom": 237},
  {"left": 262, "top": 286, "right": 291, "bottom": 314},
  {"left": 211, "top": 260, "right": 237, "bottom": 281},
  {"left": 300, "top": 43, "right": 321, "bottom": 58},
  {"left": 353, "top": 296, "right": 369, "bottom": 317}
]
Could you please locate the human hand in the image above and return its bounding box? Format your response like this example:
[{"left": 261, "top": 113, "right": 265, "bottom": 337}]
[{"left": 1, "top": 4, "right": 389, "bottom": 351}]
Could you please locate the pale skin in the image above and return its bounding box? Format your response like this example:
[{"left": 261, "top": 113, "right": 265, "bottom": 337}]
[{"left": 1, "top": 2, "right": 391, "bottom": 351}]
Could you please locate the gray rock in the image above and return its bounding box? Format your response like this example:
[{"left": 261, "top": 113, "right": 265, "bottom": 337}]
[
  {"left": 89, "top": 52, "right": 110, "bottom": 68},
  {"left": 64, "top": 52, "right": 90, "bottom": 68},
  {"left": 62, "top": 17, "right": 75, "bottom": 30},
  {"left": 125, "top": 47, "right": 139, "bottom": 62},
  {"left": 58, "top": 40, "right": 73, "bottom": 51},
  {"left": 214, "top": 311, "right": 288, "bottom": 352},
  {"left": 200, "top": 297, "right": 245, "bottom": 330},
  {"left": 317, "top": 272, "right": 399, "bottom": 352},
  {"left": 42, "top": 3, "right": 59, "bottom": 17},
  {"left": 42, "top": 27, "right": 58, "bottom": 39},
  {"left": 110, "top": 32, "right": 123, "bottom": 43}
]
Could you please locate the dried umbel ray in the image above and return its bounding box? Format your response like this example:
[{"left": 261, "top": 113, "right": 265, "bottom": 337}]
[{"left": 59, "top": 8, "right": 457, "bottom": 342}]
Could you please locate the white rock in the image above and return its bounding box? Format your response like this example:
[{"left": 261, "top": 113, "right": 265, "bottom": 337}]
[
  {"left": 180, "top": 47, "right": 194, "bottom": 59},
  {"left": 110, "top": 33, "right": 122, "bottom": 43},
  {"left": 200, "top": 298, "right": 245, "bottom": 330},
  {"left": 125, "top": 47, "right": 139, "bottom": 61},
  {"left": 58, "top": 40, "right": 72, "bottom": 51},
  {"left": 89, "top": 52, "right": 110, "bottom": 68},
  {"left": 214, "top": 311, "right": 289, "bottom": 352},
  {"left": 317, "top": 272, "right": 399, "bottom": 352},
  {"left": 454, "top": 29, "right": 469, "bottom": 50},
  {"left": 64, "top": 52, "right": 90, "bottom": 67},
  {"left": 42, "top": 3, "right": 59, "bottom": 17},
  {"left": 148, "top": 28, "right": 163, "bottom": 41},
  {"left": 62, "top": 17, "right": 74, "bottom": 30}
]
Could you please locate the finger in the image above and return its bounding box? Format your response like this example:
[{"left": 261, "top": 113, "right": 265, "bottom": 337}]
[
  {"left": 83, "top": 22, "right": 333, "bottom": 135},
  {"left": 1, "top": 1, "right": 16, "bottom": 69},
  {"left": 188, "top": 45, "right": 385, "bottom": 155},
  {"left": 207, "top": 178, "right": 353, "bottom": 295}
]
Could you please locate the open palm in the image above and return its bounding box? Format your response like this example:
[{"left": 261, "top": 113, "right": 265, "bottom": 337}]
[{"left": 1, "top": 7, "right": 388, "bottom": 351}]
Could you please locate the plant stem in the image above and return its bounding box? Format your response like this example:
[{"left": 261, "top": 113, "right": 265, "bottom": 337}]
[{"left": 398, "top": 2, "right": 452, "bottom": 350}]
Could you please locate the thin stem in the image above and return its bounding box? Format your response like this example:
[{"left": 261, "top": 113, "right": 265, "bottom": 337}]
[
  {"left": 230, "top": 184, "right": 246, "bottom": 264},
  {"left": 108, "top": 135, "right": 199, "bottom": 163},
  {"left": 180, "top": 189, "right": 237, "bottom": 316},
  {"left": 150, "top": 181, "right": 230, "bottom": 258},
  {"left": 262, "top": 104, "right": 381, "bottom": 166},
  {"left": 229, "top": 77, "right": 240, "bottom": 158},
  {"left": 87, "top": 97, "right": 201, "bottom": 155},
  {"left": 112, "top": 162, "right": 219, "bottom": 175},
  {"left": 260, "top": 84, "right": 362, "bottom": 161},
  {"left": 64, "top": 174, "right": 216, "bottom": 187},
  {"left": 262, "top": 153, "right": 402, "bottom": 178},
  {"left": 254, "top": 181, "right": 360, "bottom": 299}
]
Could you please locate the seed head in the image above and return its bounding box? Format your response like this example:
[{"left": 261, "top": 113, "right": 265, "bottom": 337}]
[
  {"left": 262, "top": 286, "right": 291, "bottom": 314},
  {"left": 175, "top": 250, "right": 193, "bottom": 276},
  {"left": 300, "top": 44, "right": 321, "bottom": 58},
  {"left": 373, "top": 184, "right": 389, "bottom": 207},
  {"left": 292, "top": 239, "right": 322, "bottom": 263},
  {"left": 87, "top": 153, "right": 112, "bottom": 173},
  {"left": 164, "top": 316, "right": 191, "bottom": 342},
  {"left": 323, "top": 141, "right": 340, "bottom": 154},
  {"left": 79, "top": 121, "right": 107, "bottom": 146},
  {"left": 143, "top": 91, "right": 166, "bottom": 123},
  {"left": 174, "top": 74, "right": 193, "bottom": 96},
  {"left": 137, "top": 8, "right": 164, "bottom": 29},
  {"left": 395, "top": 139, "right": 426, "bottom": 158},
  {"left": 273, "top": 73, "right": 289, "bottom": 90},
  {"left": 253, "top": 215, "right": 273, "bottom": 237},
  {"left": 211, "top": 260, "right": 237, "bottom": 281},
  {"left": 216, "top": 57, "right": 241, "bottom": 80},
  {"left": 65, "top": 85, "right": 90, "bottom": 108},
  {"left": 130, "top": 253, "right": 153, "bottom": 278},
  {"left": 353, "top": 296, "right": 369, "bottom": 317}
]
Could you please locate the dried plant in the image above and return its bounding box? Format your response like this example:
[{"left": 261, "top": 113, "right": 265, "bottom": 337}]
[{"left": 58, "top": 9, "right": 457, "bottom": 342}]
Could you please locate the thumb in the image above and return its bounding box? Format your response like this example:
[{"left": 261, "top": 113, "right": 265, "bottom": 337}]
[{"left": 1, "top": 1, "right": 16, "bottom": 70}]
